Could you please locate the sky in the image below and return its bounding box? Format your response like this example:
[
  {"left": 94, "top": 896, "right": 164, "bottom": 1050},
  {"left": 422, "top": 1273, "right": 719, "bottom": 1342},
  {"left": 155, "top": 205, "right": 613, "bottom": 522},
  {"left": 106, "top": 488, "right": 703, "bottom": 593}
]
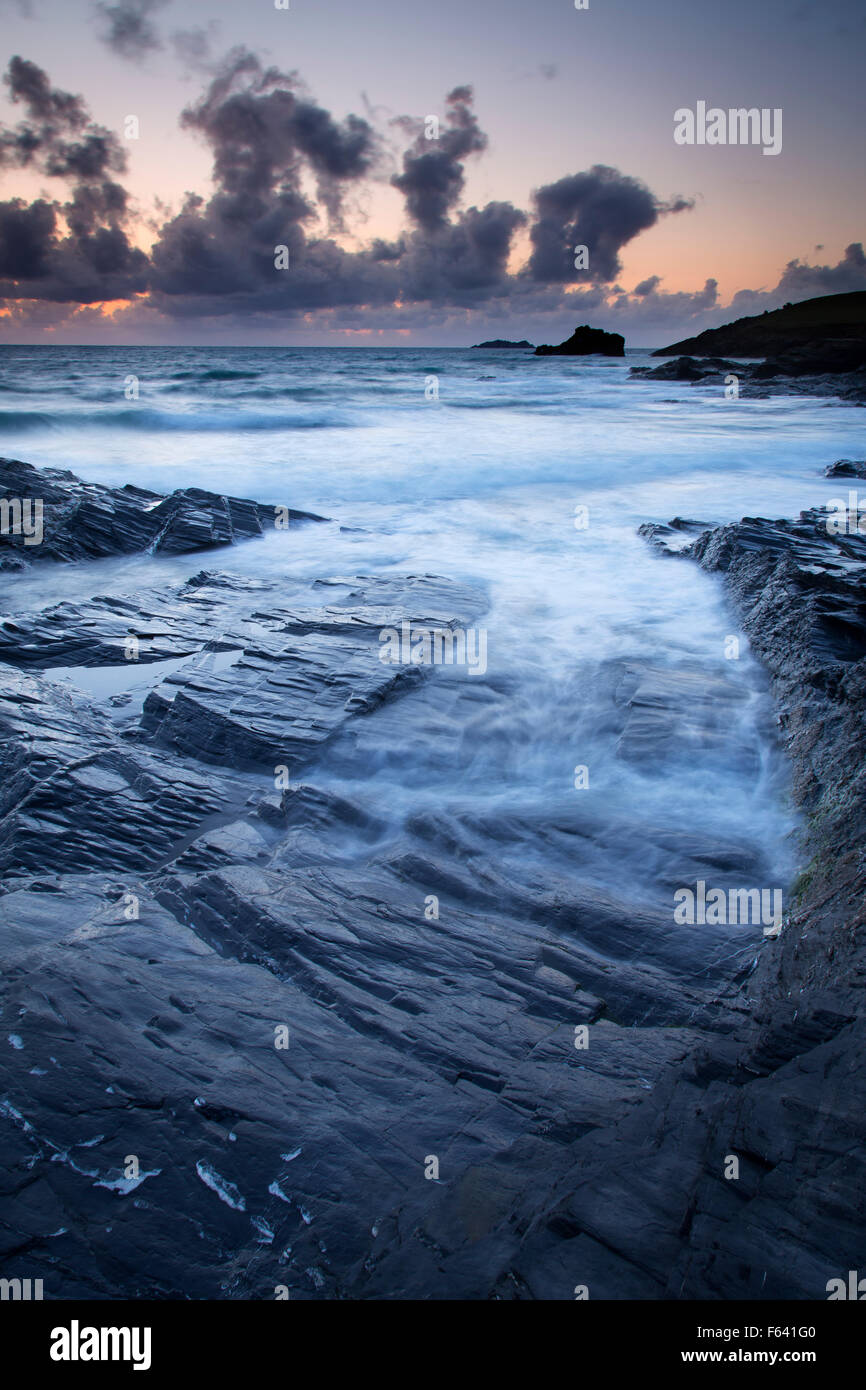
[{"left": 0, "top": 0, "right": 864, "bottom": 346}]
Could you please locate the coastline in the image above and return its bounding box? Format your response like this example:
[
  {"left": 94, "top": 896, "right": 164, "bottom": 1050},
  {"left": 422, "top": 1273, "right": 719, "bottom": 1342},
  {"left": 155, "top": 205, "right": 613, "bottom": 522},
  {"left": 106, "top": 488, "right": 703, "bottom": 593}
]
[{"left": 1, "top": 438, "right": 863, "bottom": 1297}]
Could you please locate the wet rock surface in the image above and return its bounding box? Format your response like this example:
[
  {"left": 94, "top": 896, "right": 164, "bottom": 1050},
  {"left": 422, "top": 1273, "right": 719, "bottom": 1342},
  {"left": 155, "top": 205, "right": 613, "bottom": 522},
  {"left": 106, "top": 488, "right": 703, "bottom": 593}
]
[
  {"left": 630, "top": 356, "right": 866, "bottom": 402},
  {"left": 478, "top": 504, "right": 866, "bottom": 1301},
  {"left": 0, "top": 457, "right": 326, "bottom": 571},
  {"left": 826, "top": 458, "right": 866, "bottom": 479},
  {"left": 0, "top": 461, "right": 863, "bottom": 1300}
]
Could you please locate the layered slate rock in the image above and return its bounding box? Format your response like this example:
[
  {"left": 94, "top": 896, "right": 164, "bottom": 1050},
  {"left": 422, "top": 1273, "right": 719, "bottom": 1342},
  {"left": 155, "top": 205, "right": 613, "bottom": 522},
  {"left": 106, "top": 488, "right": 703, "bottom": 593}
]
[
  {"left": 635, "top": 290, "right": 866, "bottom": 400},
  {"left": 0, "top": 515, "right": 774, "bottom": 1298},
  {"left": 455, "top": 504, "right": 866, "bottom": 1300},
  {"left": 630, "top": 355, "right": 739, "bottom": 383},
  {"left": 0, "top": 664, "right": 227, "bottom": 877},
  {"left": 0, "top": 571, "right": 486, "bottom": 876},
  {"left": 0, "top": 458, "right": 325, "bottom": 570},
  {"left": 630, "top": 353, "right": 866, "bottom": 401},
  {"left": 2, "top": 463, "right": 863, "bottom": 1301}
]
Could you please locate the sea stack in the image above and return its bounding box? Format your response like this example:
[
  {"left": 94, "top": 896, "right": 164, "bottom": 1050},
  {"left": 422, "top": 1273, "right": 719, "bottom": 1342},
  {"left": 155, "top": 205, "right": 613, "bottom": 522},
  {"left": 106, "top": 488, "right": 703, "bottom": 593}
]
[{"left": 535, "top": 324, "right": 625, "bottom": 357}]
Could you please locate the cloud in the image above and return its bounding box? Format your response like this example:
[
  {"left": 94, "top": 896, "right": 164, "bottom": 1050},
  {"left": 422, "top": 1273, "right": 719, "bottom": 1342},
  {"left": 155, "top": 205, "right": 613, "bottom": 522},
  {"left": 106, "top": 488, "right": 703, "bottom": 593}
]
[
  {"left": 633, "top": 275, "right": 661, "bottom": 296},
  {"left": 178, "top": 47, "right": 379, "bottom": 224},
  {"left": 391, "top": 86, "right": 488, "bottom": 231},
  {"left": 527, "top": 165, "right": 693, "bottom": 283},
  {"left": 729, "top": 242, "right": 866, "bottom": 316},
  {"left": 94, "top": 0, "right": 170, "bottom": 62},
  {"left": 0, "top": 55, "right": 126, "bottom": 184},
  {"left": 1, "top": 52, "right": 856, "bottom": 346},
  {"left": 171, "top": 24, "right": 218, "bottom": 72},
  {"left": 145, "top": 49, "right": 391, "bottom": 310},
  {"left": 618, "top": 276, "right": 718, "bottom": 320},
  {"left": 0, "top": 57, "right": 147, "bottom": 301},
  {"left": 145, "top": 63, "right": 529, "bottom": 322}
]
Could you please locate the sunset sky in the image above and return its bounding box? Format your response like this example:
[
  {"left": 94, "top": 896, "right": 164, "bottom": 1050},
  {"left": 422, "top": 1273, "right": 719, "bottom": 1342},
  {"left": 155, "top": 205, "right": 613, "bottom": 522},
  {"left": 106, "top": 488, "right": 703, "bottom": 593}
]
[{"left": 0, "top": 0, "right": 863, "bottom": 345}]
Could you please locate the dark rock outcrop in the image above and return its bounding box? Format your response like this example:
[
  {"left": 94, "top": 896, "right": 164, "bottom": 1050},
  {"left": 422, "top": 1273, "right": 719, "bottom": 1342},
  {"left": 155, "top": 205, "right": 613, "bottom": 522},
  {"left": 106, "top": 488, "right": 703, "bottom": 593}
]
[
  {"left": 654, "top": 289, "right": 866, "bottom": 358},
  {"left": 751, "top": 339, "right": 866, "bottom": 378},
  {"left": 0, "top": 458, "right": 326, "bottom": 570},
  {"left": 826, "top": 459, "right": 866, "bottom": 478},
  {"left": 630, "top": 355, "right": 866, "bottom": 403},
  {"left": 645, "top": 290, "right": 866, "bottom": 402},
  {"left": 535, "top": 325, "right": 625, "bottom": 357},
  {"left": 631, "top": 356, "right": 738, "bottom": 382},
  {"left": 471, "top": 339, "right": 534, "bottom": 349}
]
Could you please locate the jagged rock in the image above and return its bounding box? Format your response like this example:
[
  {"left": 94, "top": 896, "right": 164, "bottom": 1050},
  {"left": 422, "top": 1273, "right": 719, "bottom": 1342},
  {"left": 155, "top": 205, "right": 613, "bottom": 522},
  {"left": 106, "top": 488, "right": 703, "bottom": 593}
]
[
  {"left": 630, "top": 356, "right": 737, "bottom": 382},
  {"left": 335, "top": 507, "right": 866, "bottom": 1299},
  {"left": 0, "top": 458, "right": 326, "bottom": 569},
  {"left": 2, "top": 453, "right": 864, "bottom": 1302},
  {"left": 637, "top": 517, "right": 712, "bottom": 552},
  {"left": 826, "top": 458, "right": 866, "bottom": 478},
  {"left": 750, "top": 339, "right": 866, "bottom": 379}
]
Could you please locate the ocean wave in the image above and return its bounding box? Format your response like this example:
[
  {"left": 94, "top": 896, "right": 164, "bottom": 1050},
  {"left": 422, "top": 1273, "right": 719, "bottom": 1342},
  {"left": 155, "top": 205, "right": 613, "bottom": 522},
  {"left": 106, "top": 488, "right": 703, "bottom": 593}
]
[
  {"left": 171, "top": 368, "right": 262, "bottom": 382},
  {"left": 0, "top": 410, "right": 57, "bottom": 431},
  {"left": 0, "top": 407, "right": 351, "bottom": 433}
]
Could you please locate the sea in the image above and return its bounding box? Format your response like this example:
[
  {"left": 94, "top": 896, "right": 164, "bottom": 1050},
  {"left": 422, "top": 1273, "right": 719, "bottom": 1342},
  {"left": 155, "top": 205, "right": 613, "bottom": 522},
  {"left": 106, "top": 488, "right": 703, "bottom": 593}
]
[{"left": 1, "top": 343, "right": 863, "bottom": 911}]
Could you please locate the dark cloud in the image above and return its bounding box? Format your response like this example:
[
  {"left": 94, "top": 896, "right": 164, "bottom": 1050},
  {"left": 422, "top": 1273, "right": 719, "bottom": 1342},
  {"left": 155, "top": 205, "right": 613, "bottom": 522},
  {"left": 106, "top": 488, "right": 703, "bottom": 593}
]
[
  {"left": 1, "top": 52, "right": 854, "bottom": 345},
  {"left": 177, "top": 48, "right": 379, "bottom": 226},
  {"left": 171, "top": 24, "right": 217, "bottom": 72},
  {"left": 1, "top": 55, "right": 87, "bottom": 144},
  {"left": 0, "top": 187, "right": 149, "bottom": 301},
  {"left": 729, "top": 242, "right": 866, "bottom": 316},
  {"left": 94, "top": 0, "right": 170, "bottom": 62},
  {"left": 391, "top": 86, "right": 488, "bottom": 231},
  {"left": 527, "top": 165, "right": 692, "bottom": 284},
  {"left": 147, "top": 49, "right": 387, "bottom": 308},
  {"left": 0, "top": 58, "right": 147, "bottom": 302},
  {"left": 0, "top": 55, "right": 125, "bottom": 183},
  {"left": 147, "top": 64, "right": 528, "bottom": 321},
  {"left": 633, "top": 275, "right": 661, "bottom": 296},
  {"left": 617, "top": 276, "right": 718, "bottom": 319},
  {"left": 398, "top": 201, "right": 527, "bottom": 305},
  {"left": 0, "top": 198, "right": 55, "bottom": 278}
]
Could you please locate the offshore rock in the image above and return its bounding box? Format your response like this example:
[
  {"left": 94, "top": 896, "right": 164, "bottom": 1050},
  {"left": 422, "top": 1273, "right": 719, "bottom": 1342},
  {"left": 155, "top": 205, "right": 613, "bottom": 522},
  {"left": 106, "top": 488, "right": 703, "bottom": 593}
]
[{"left": 535, "top": 325, "right": 625, "bottom": 357}]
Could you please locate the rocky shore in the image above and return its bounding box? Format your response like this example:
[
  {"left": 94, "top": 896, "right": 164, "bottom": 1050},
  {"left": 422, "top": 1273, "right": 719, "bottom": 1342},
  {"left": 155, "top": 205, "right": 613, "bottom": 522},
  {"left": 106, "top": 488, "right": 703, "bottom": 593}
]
[
  {"left": 632, "top": 289, "right": 866, "bottom": 402},
  {"left": 0, "top": 459, "right": 326, "bottom": 573},
  {"left": 0, "top": 456, "right": 863, "bottom": 1299},
  {"left": 630, "top": 352, "right": 866, "bottom": 403},
  {"left": 341, "top": 493, "right": 866, "bottom": 1298}
]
